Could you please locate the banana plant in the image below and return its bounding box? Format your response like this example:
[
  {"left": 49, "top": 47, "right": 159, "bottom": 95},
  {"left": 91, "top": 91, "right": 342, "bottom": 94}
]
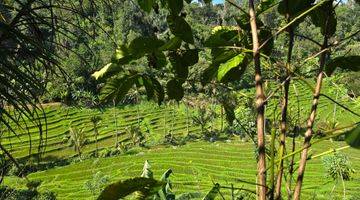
[{"left": 97, "top": 160, "right": 222, "bottom": 200}]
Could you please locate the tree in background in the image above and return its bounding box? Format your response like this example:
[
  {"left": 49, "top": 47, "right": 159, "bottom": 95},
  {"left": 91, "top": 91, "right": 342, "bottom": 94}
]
[{"left": 93, "top": 0, "right": 360, "bottom": 199}]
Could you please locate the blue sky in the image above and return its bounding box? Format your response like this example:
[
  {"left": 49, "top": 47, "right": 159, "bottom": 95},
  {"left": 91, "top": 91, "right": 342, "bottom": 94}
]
[{"left": 213, "top": 0, "right": 224, "bottom": 4}]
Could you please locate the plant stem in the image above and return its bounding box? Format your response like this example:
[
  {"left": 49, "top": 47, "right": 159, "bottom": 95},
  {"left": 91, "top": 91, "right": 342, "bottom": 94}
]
[
  {"left": 248, "top": 1, "right": 267, "bottom": 199},
  {"left": 270, "top": 127, "right": 276, "bottom": 199},
  {"left": 287, "top": 84, "right": 299, "bottom": 199},
  {"left": 293, "top": 36, "right": 328, "bottom": 200},
  {"left": 275, "top": 1, "right": 294, "bottom": 196}
]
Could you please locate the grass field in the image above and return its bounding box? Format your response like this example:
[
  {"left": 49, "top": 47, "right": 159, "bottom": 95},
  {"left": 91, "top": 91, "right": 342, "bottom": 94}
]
[
  {"left": 2, "top": 79, "right": 360, "bottom": 199},
  {"left": 4, "top": 140, "right": 360, "bottom": 199}
]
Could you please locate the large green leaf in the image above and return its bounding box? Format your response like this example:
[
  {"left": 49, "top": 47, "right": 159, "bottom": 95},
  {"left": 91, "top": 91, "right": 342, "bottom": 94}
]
[
  {"left": 158, "top": 169, "right": 174, "bottom": 200},
  {"left": 278, "top": 0, "right": 315, "bottom": 17},
  {"left": 129, "top": 36, "right": 165, "bottom": 56},
  {"left": 201, "top": 65, "right": 218, "bottom": 85},
  {"left": 345, "top": 124, "right": 360, "bottom": 149},
  {"left": 137, "top": 0, "right": 156, "bottom": 13},
  {"left": 205, "top": 29, "right": 239, "bottom": 48},
  {"left": 166, "top": 79, "right": 184, "bottom": 101},
  {"left": 167, "top": 15, "right": 194, "bottom": 44},
  {"left": 167, "top": 0, "right": 183, "bottom": 16},
  {"left": 142, "top": 75, "right": 165, "bottom": 105},
  {"left": 92, "top": 63, "right": 116, "bottom": 80},
  {"left": 159, "top": 37, "right": 182, "bottom": 51},
  {"left": 217, "top": 54, "right": 245, "bottom": 81},
  {"left": 148, "top": 51, "right": 167, "bottom": 69},
  {"left": 100, "top": 74, "right": 139, "bottom": 104},
  {"left": 325, "top": 56, "right": 360, "bottom": 76},
  {"left": 222, "top": 100, "right": 236, "bottom": 126},
  {"left": 202, "top": 183, "right": 220, "bottom": 200},
  {"left": 310, "top": 0, "right": 336, "bottom": 36},
  {"left": 277, "top": 0, "right": 315, "bottom": 29},
  {"left": 169, "top": 49, "right": 199, "bottom": 81},
  {"left": 97, "top": 177, "right": 165, "bottom": 200},
  {"left": 92, "top": 46, "right": 133, "bottom": 80}
]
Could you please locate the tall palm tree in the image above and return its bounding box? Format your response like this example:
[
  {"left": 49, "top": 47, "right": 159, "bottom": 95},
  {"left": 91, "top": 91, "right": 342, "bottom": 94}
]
[{"left": 0, "top": 0, "right": 105, "bottom": 171}]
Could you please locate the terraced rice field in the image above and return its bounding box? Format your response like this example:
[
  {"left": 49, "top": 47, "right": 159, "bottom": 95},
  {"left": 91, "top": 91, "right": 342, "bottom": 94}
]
[
  {"left": 1, "top": 103, "right": 201, "bottom": 159},
  {"left": 2, "top": 80, "right": 360, "bottom": 199},
  {"left": 5, "top": 140, "right": 360, "bottom": 199}
]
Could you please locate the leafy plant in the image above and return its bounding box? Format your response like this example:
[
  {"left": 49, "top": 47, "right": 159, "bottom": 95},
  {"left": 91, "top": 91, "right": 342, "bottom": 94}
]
[
  {"left": 68, "top": 124, "right": 87, "bottom": 157},
  {"left": 97, "top": 160, "right": 223, "bottom": 200},
  {"left": 84, "top": 171, "right": 110, "bottom": 197},
  {"left": 191, "top": 106, "right": 216, "bottom": 140},
  {"left": 322, "top": 152, "right": 355, "bottom": 181},
  {"left": 90, "top": 0, "right": 360, "bottom": 199},
  {"left": 126, "top": 126, "right": 145, "bottom": 147}
]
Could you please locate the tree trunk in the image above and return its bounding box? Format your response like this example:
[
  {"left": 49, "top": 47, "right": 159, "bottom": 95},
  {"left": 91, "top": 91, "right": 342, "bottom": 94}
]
[
  {"left": 293, "top": 37, "right": 328, "bottom": 200},
  {"left": 248, "top": 1, "right": 267, "bottom": 199},
  {"left": 275, "top": 4, "right": 294, "bottom": 195}
]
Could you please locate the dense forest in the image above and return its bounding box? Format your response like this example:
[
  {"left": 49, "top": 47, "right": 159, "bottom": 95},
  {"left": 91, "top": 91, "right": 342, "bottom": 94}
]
[{"left": 1, "top": 0, "right": 360, "bottom": 199}]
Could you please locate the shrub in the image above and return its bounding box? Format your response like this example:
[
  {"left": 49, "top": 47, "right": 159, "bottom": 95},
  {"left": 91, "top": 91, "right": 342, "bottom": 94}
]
[
  {"left": 84, "top": 171, "right": 110, "bottom": 197},
  {"left": 0, "top": 185, "right": 56, "bottom": 200},
  {"left": 322, "top": 152, "right": 355, "bottom": 181}
]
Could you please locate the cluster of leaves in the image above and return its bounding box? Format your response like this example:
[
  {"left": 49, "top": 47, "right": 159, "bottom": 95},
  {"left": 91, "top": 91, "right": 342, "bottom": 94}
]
[
  {"left": 322, "top": 152, "right": 355, "bottom": 181},
  {"left": 0, "top": 183, "right": 56, "bottom": 200},
  {"left": 97, "top": 160, "right": 222, "bottom": 200},
  {"left": 84, "top": 171, "right": 111, "bottom": 197}
]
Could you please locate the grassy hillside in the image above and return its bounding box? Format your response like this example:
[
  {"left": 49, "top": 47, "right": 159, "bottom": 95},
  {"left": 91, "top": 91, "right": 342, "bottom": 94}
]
[
  {"left": 5, "top": 140, "right": 360, "bottom": 199},
  {"left": 2, "top": 79, "right": 360, "bottom": 199}
]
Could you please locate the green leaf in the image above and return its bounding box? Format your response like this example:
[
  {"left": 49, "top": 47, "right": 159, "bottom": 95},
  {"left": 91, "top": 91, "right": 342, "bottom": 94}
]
[
  {"left": 217, "top": 54, "right": 245, "bottom": 81},
  {"left": 167, "top": 15, "right": 194, "bottom": 44},
  {"left": 166, "top": 79, "right": 184, "bottom": 101},
  {"left": 278, "top": 0, "right": 315, "bottom": 17},
  {"left": 167, "top": 0, "right": 183, "bottom": 15},
  {"left": 325, "top": 56, "right": 360, "bottom": 76},
  {"left": 222, "top": 101, "right": 236, "bottom": 126},
  {"left": 111, "top": 46, "right": 128, "bottom": 63},
  {"left": 141, "top": 160, "right": 154, "bottom": 178},
  {"left": 202, "top": 183, "right": 220, "bottom": 200},
  {"left": 97, "top": 177, "right": 165, "bottom": 200},
  {"left": 158, "top": 169, "right": 174, "bottom": 200},
  {"left": 160, "top": 169, "right": 173, "bottom": 182},
  {"left": 345, "top": 125, "right": 360, "bottom": 149},
  {"left": 137, "top": 0, "right": 156, "bottom": 13},
  {"left": 159, "top": 37, "right": 182, "bottom": 51},
  {"left": 142, "top": 75, "right": 164, "bottom": 105},
  {"left": 310, "top": 0, "right": 336, "bottom": 36},
  {"left": 205, "top": 29, "right": 239, "bottom": 48},
  {"left": 169, "top": 49, "right": 199, "bottom": 81},
  {"left": 148, "top": 51, "right": 167, "bottom": 69},
  {"left": 201, "top": 65, "right": 218, "bottom": 85},
  {"left": 100, "top": 74, "right": 139, "bottom": 104},
  {"left": 92, "top": 63, "right": 116, "bottom": 80},
  {"left": 182, "top": 49, "right": 199, "bottom": 66},
  {"left": 92, "top": 46, "right": 133, "bottom": 80},
  {"left": 129, "top": 36, "right": 165, "bottom": 56}
]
